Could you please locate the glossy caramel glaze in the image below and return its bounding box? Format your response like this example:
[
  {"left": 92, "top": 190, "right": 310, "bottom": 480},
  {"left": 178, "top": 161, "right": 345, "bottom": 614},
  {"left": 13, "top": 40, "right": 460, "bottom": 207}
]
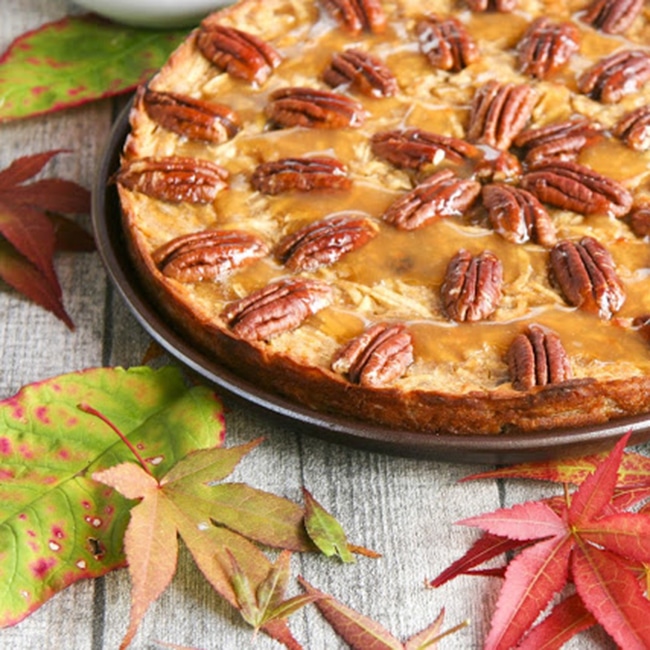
[{"left": 119, "top": 0, "right": 650, "bottom": 433}]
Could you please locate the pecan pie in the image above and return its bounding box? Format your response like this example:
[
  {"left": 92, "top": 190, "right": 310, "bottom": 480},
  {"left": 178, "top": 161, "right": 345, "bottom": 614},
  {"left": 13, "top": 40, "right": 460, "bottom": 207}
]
[{"left": 117, "top": 0, "right": 650, "bottom": 435}]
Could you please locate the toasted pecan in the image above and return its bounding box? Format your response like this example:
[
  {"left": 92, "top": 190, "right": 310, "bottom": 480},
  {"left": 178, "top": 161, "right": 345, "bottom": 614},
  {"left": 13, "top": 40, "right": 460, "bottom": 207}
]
[
  {"left": 507, "top": 325, "right": 572, "bottom": 390},
  {"left": 221, "top": 277, "right": 333, "bottom": 341},
  {"left": 276, "top": 214, "right": 379, "bottom": 271},
  {"left": 115, "top": 156, "right": 228, "bottom": 204},
  {"left": 251, "top": 157, "right": 351, "bottom": 195},
  {"left": 549, "top": 237, "right": 626, "bottom": 318},
  {"left": 332, "top": 322, "right": 414, "bottom": 387},
  {"left": 323, "top": 49, "right": 397, "bottom": 97},
  {"left": 141, "top": 88, "right": 241, "bottom": 143},
  {"left": 466, "top": 80, "right": 537, "bottom": 150},
  {"left": 152, "top": 230, "right": 269, "bottom": 282},
  {"left": 266, "top": 87, "right": 366, "bottom": 129},
  {"left": 441, "top": 249, "right": 503, "bottom": 322},
  {"left": 196, "top": 24, "right": 281, "bottom": 84},
  {"left": 416, "top": 15, "right": 480, "bottom": 72},
  {"left": 383, "top": 170, "right": 481, "bottom": 230}
]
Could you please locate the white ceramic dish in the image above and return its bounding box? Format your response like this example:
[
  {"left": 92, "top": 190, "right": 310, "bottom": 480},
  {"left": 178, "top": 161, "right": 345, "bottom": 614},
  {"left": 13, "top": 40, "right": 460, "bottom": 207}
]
[{"left": 73, "top": 0, "right": 231, "bottom": 28}]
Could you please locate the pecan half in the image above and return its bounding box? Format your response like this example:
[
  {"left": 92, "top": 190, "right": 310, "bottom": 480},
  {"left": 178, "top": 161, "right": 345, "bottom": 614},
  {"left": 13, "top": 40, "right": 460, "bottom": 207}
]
[
  {"left": 331, "top": 323, "right": 414, "bottom": 387},
  {"left": 323, "top": 49, "right": 397, "bottom": 97},
  {"left": 221, "top": 277, "right": 333, "bottom": 341},
  {"left": 441, "top": 249, "right": 503, "bottom": 322},
  {"left": 549, "top": 237, "right": 625, "bottom": 318},
  {"left": 152, "top": 230, "right": 269, "bottom": 282},
  {"left": 582, "top": 0, "right": 644, "bottom": 34},
  {"left": 507, "top": 325, "right": 572, "bottom": 391},
  {"left": 473, "top": 150, "right": 523, "bottom": 183},
  {"left": 251, "top": 157, "right": 351, "bottom": 195},
  {"left": 516, "top": 18, "right": 579, "bottom": 80},
  {"left": 514, "top": 117, "right": 603, "bottom": 165},
  {"left": 466, "top": 0, "right": 517, "bottom": 11},
  {"left": 383, "top": 170, "right": 481, "bottom": 230},
  {"left": 482, "top": 184, "right": 556, "bottom": 246},
  {"left": 577, "top": 49, "right": 650, "bottom": 104},
  {"left": 196, "top": 24, "right": 281, "bottom": 85},
  {"left": 371, "top": 128, "right": 479, "bottom": 171},
  {"left": 614, "top": 106, "right": 650, "bottom": 152},
  {"left": 266, "top": 87, "right": 366, "bottom": 129},
  {"left": 520, "top": 160, "right": 632, "bottom": 217},
  {"left": 416, "top": 15, "right": 480, "bottom": 72},
  {"left": 466, "top": 80, "right": 537, "bottom": 150},
  {"left": 320, "top": 0, "right": 387, "bottom": 34},
  {"left": 275, "top": 214, "right": 379, "bottom": 271},
  {"left": 628, "top": 204, "right": 650, "bottom": 237},
  {"left": 115, "top": 156, "right": 228, "bottom": 204},
  {"left": 141, "top": 88, "right": 241, "bottom": 144}
]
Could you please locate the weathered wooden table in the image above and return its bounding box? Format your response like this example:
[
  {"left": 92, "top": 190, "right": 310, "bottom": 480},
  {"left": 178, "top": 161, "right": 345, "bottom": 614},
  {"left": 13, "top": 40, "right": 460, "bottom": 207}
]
[{"left": 0, "top": 2, "right": 622, "bottom": 648}]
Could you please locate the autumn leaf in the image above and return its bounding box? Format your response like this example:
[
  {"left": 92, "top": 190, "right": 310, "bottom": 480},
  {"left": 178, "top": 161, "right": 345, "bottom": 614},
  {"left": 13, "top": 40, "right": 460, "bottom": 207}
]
[
  {"left": 0, "top": 366, "right": 225, "bottom": 629},
  {"left": 431, "top": 433, "right": 650, "bottom": 649},
  {"left": 302, "top": 488, "right": 355, "bottom": 563},
  {"left": 0, "top": 150, "right": 92, "bottom": 328},
  {"left": 0, "top": 15, "right": 188, "bottom": 122},
  {"left": 93, "top": 436, "right": 327, "bottom": 648},
  {"left": 227, "top": 549, "right": 319, "bottom": 631},
  {"left": 462, "top": 448, "right": 650, "bottom": 488},
  {"left": 299, "top": 578, "right": 466, "bottom": 650}
]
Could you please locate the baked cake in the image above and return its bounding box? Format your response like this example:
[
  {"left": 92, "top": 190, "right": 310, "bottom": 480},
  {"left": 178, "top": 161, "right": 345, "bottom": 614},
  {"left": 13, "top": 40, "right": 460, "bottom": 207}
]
[{"left": 115, "top": 0, "right": 650, "bottom": 435}]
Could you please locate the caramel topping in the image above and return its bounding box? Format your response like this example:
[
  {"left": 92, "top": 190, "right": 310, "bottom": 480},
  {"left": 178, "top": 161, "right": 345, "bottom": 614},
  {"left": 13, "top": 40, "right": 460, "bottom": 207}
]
[{"left": 124, "top": 0, "right": 650, "bottom": 394}]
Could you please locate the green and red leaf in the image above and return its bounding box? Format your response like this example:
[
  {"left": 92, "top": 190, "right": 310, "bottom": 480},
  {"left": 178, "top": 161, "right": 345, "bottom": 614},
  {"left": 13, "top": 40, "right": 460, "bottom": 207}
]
[
  {"left": 0, "top": 15, "right": 187, "bottom": 122},
  {"left": 302, "top": 487, "right": 355, "bottom": 563},
  {"left": 0, "top": 366, "right": 224, "bottom": 628}
]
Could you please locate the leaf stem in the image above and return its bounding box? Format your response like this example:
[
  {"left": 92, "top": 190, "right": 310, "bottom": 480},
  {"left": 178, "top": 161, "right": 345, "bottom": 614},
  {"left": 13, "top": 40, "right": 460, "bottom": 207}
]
[
  {"left": 78, "top": 402, "right": 154, "bottom": 477},
  {"left": 421, "top": 619, "right": 471, "bottom": 648}
]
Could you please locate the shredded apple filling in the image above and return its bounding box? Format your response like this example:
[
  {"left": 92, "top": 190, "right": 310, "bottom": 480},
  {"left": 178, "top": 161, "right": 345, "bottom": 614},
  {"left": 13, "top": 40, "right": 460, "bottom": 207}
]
[{"left": 117, "top": 0, "right": 650, "bottom": 433}]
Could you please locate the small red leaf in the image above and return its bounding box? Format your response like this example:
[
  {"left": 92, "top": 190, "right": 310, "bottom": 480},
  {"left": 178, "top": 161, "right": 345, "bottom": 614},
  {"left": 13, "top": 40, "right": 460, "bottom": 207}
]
[
  {"left": 50, "top": 214, "right": 95, "bottom": 252},
  {"left": 0, "top": 201, "right": 59, "bottom": 289},
  {"left": 569, "top": 433, "right": 631, "bottom": 526},
  {"left": 298, "top": 578, "right": 403, "bottom": 650},
  {"left": 0, "top": 150, "right": 65, "bottom": 188},
  {"left": 459, "top": 501, "right": 566, "bottom": 541},
  {"left": 463, "top": 448, "right": 650, "bottom": 488},
  {"left": 429, "top": 533, "right": 525, "bottom": 588},
  {"left": 11, "top": 178, "right": 91, "bottom": 214},
  {"left": 0, "top": 239, "right": 73, "bottom": 328},
  {"left": 573, "top": 544, "right": 650, "bottom": 649},
  {"left": 484, "top": 535, "right": 573, "bottom": 650},
  {"left": 516, "top": 593, "right": 596, "bottom": 650},
  {"left": 461, "top": 456, "right": 605, "bottom": 484},
  {"left": 261, "top": 619, "right": 305, "bottom": 650},
  {"left": 581, "top": 512, "right": 650, "bottom": 563},
  {"left": 0, "top": 149, "right": 92, "bottom": 327}
]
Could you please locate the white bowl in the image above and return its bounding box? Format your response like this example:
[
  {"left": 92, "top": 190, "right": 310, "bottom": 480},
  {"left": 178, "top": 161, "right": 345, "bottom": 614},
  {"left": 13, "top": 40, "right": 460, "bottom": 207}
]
[{"left": 73, "top": 0, "right": 232, "bottom": 28}]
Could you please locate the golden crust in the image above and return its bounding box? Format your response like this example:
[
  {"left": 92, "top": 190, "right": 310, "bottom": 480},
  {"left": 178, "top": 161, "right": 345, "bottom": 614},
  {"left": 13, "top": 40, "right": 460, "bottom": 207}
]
[{"left": 118, "top": 0, "right": 650, "bottom": 435}]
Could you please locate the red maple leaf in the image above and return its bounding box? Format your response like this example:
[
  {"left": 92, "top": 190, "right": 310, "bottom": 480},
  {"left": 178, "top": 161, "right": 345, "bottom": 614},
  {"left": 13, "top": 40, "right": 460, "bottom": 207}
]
[
  {"left": 430, "top": 433, "right": 650, "bottom": 649},
  {"left": 0, "top": 149, "right": 93, "bottom": 328}
]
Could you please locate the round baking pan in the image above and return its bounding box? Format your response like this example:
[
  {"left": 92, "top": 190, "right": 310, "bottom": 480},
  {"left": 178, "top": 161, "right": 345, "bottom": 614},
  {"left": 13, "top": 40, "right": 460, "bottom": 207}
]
[{"left": 92, "top": 101, "right": 650, "bottom": 464}]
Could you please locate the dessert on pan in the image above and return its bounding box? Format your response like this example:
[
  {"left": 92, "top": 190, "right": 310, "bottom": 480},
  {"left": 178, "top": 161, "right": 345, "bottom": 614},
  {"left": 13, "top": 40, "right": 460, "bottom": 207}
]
[{"left": 116, "top": 0, "right": 650, "bottom": 435}]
